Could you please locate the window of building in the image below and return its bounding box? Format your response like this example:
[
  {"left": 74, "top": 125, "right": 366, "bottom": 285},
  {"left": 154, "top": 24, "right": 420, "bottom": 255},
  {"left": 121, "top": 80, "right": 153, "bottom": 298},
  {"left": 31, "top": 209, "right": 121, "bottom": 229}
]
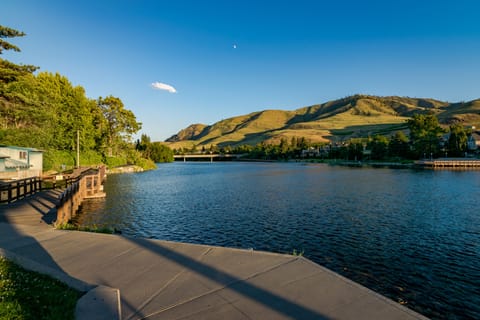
[{"left": 19, "top": 151, "right": 27, "bottom": 160}]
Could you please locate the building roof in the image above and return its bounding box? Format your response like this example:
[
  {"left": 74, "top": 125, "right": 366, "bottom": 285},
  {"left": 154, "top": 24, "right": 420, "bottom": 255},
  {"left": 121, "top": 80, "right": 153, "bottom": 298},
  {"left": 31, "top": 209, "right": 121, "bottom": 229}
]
[
  {"left": 0, "top": 145, "right": 43, "bottom": 152},
  {"left": 4, "top": 158, "right": 30, "bottom": 169},
  {"left": 471, "top": 132, "right": 480, "bottom": 140}
]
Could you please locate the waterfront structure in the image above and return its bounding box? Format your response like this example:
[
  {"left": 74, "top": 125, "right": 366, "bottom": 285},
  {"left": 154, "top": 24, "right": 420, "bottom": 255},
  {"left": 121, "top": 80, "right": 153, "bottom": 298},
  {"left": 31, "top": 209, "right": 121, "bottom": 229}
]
[
  {"left": 0, "top": 145, "right": 43, "bottom": 180},
  {"left": 467, "top": 131, "right": 480, "bottom": 151},
  {"left": 416, "top": 158, "right": 480, "bottom": 168}
]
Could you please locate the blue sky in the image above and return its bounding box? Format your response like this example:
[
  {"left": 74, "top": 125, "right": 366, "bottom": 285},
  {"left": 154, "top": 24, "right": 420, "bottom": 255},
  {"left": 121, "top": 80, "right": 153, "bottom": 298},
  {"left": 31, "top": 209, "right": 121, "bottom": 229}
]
[{"left": 2, "top": 0, "right": 480, "bottom": 141}]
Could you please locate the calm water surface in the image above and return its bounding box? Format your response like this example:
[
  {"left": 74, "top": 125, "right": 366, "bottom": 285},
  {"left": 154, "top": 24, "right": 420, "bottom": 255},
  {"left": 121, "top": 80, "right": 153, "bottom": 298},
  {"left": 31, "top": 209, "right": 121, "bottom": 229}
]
[{"left": 77, "top": 162, "right": 480, "bottom": 319}]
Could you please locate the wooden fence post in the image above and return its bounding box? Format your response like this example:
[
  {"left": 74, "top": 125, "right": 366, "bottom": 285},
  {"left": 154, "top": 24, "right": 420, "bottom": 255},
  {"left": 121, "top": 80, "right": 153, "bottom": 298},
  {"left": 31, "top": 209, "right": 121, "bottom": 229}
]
[{"left": 8, "top": 183, "right": 12, "bottom": 204}]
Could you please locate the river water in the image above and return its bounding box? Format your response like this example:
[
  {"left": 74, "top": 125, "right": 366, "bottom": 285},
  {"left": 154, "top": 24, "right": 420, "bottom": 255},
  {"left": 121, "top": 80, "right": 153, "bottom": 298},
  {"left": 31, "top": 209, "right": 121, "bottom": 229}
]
[{"left": 77, "top": 162, "right": 480, "bottom": 319}]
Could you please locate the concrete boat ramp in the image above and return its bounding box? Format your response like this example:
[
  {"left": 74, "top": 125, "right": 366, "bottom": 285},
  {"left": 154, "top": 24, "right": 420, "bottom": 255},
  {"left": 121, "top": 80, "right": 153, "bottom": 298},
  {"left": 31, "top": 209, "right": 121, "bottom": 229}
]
[{"left": 0, "top": 192, "right": 428, "bottom": 319}]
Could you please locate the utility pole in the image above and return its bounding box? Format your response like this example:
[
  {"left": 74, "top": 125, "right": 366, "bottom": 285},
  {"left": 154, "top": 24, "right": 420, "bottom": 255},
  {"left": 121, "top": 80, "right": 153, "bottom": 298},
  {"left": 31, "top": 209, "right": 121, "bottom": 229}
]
[{"left": 77, "top": 130, "right": 80, "bottom": 168}]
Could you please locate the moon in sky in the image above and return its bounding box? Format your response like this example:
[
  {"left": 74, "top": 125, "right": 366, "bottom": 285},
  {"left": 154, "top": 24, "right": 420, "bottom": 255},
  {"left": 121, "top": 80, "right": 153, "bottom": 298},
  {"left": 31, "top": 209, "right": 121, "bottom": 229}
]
[{"left": 233, "top": 44, "right": 237, "bottom": 49}]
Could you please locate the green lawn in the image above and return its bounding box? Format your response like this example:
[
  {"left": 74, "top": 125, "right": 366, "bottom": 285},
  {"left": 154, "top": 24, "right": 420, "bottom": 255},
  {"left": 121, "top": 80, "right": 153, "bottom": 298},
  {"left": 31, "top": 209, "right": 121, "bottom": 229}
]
[{"left": 0, "top": 257, "right": 82, "bottom": 320}]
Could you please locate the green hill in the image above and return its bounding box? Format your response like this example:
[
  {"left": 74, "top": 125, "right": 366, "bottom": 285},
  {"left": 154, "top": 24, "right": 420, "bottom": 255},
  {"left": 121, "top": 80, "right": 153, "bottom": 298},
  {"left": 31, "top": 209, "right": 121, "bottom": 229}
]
[{"left": 166, "top": 95, "right": 479, "bottom": 148}]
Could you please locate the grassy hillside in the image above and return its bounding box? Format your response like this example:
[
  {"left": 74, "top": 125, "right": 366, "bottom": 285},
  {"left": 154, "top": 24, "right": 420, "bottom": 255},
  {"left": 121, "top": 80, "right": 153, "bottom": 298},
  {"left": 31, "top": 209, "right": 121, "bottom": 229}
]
[
  {"left": 166, "top": 95, "right": 479, "bottom": 148},
  {"left": 438, "top": 99, "right": 480, "bottom": 125},
  {"left": 166, "top": 123, "right": 207, "bottom": 142}
]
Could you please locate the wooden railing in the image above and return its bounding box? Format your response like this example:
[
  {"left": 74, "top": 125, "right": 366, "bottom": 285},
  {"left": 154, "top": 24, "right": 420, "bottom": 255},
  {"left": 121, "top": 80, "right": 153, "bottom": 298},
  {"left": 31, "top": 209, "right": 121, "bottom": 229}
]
[
  {"left": 0, "top": 177, "right": 42, "bottom": 204},
  {"left": 56, "top": 166, "right": 106, "bottom": 225},
  {"left": 0, "top": 165, "right": 107, "bottom": 226}
]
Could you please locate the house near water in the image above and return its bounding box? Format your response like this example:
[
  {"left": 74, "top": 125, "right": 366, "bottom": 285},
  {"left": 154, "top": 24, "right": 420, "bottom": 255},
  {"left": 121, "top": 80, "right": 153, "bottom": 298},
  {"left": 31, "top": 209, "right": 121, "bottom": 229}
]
[
  {"left": 467, "top": 131, "right": 480, "bottom": 151},
  {"left": 0, "top": 145, "right": 43, "bottom": 180}
]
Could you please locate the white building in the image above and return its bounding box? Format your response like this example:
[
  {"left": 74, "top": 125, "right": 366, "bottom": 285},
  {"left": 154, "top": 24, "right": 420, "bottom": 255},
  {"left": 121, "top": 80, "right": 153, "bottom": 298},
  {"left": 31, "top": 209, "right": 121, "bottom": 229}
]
[{"left": 0, "top": 145, "right": 43, "bottom": 180}]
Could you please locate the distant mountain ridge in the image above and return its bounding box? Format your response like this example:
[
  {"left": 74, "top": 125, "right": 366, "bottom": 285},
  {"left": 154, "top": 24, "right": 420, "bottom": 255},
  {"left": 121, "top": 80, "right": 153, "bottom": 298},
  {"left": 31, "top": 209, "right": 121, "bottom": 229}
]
[{"left": 166, "top": 95, "right": 480, "bottom": 148}]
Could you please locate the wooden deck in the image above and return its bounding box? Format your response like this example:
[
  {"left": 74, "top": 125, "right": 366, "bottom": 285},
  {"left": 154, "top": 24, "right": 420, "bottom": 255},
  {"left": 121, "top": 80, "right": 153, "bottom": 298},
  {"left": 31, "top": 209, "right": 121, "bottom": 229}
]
[
  {"left": 56, "top": 166, "right": 106, "bottom": 224},
  {"left": 416, "top": 158, "right": 480, "bottom": 168}
]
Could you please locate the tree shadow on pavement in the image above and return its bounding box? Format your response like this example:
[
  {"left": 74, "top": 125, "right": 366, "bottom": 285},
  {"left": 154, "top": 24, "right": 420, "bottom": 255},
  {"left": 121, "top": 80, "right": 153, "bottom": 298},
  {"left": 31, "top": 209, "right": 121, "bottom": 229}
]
[
  {"left": 122, "top": 237, "right": 330, "bottom": 320},
  {"left": 0, "top": 191, "right": 91, "bottom": 313}
]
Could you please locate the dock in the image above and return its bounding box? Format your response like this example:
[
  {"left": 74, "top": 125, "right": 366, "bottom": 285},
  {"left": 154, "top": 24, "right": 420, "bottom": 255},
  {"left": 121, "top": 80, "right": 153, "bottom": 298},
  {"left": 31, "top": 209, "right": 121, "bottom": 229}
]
[
  {"left": 416, "top": 158, "right": 480, "bottom": 168},
  {"left": 0, "top": 193, "right": 428, "bottom": 320}
]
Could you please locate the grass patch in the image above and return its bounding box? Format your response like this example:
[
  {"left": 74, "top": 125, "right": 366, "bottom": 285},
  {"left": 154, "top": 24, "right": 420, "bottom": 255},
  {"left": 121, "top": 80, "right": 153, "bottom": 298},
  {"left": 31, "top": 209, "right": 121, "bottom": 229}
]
[
  {"left": 0, "top": 256, "right": 82, "bottom": 320},
  {"left": 55, "top": 223, "right": 114, "bottom": 234},
  {"left": 292, "top": 249, "right": 305, "bottom": 256}
]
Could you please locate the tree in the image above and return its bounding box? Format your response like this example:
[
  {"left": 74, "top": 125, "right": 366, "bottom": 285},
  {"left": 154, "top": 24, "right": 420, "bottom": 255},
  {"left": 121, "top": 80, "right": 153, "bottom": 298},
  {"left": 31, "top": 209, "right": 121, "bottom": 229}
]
[
  {"left": 0, "top": 25, "right": 25, "bottom": 54},
  {"left": 389, "top": 131, "right": 410, "bottom": 158},
  {"left": 0, "top": 25, "right": 38, "bottom": 83},
  {"left": 135, "top": 134, "right": 173, "bottom": 162},
  {"left": 0, "top": 59, "right": 38, "bottom": 84},
  {"left": 148, "top": 142, "right": 174, "bottom": 163},
  {"left": 447, "top": 124, "right": 468, "bottom": 157},
  {"left": 347, "top": 140, "right": 364, "bottom": 161},
  {"left": 0, "top": 25, "right": 157, "bottom": 170},
  {"left": 97, "top": 96, "right": 141, "bottom": 156},
  {"left": 136, "top": 134, "right": 151, "bottom": 150},
  {"left": 407, "top": 114, "right": 444, "bottom": 158},
  {"left": 368, "top": 135, "right": 389, "bottom": 160}
]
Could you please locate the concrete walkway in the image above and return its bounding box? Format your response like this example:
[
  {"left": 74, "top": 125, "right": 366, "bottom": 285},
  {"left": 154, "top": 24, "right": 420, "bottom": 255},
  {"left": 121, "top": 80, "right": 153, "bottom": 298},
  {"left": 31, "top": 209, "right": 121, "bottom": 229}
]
[{"left": 0, "top": 192, "right": 428, "bottom": 320}]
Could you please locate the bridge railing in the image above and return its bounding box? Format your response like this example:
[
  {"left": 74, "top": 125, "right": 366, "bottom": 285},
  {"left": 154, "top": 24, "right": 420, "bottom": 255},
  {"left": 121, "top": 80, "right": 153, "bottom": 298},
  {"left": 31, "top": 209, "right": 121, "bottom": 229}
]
[{"left": 173, "top": 153, "right": 245, "bottom": 162}]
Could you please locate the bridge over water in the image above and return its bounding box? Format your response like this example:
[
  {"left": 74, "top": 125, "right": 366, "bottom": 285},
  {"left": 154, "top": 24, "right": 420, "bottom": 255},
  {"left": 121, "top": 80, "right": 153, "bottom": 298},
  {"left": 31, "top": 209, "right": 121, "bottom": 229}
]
[{"left": 173, "top": 153, "right": 244, "bottom": 162}]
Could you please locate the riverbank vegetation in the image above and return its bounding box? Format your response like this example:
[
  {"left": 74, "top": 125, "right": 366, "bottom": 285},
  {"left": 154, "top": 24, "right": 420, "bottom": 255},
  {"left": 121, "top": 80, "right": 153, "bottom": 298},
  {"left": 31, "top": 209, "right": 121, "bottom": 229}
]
[
  {"left": 0, "top": 256, "right": 81, "bottom": 320},
  {"left": 0, "top": 25, "right": 172, "bottom": 171},
  {"left": 136, "top": 134, "right": 174, "bottom": 163},
  {"left": 55, "top": 222, "right": 115, "bottom": 234}
]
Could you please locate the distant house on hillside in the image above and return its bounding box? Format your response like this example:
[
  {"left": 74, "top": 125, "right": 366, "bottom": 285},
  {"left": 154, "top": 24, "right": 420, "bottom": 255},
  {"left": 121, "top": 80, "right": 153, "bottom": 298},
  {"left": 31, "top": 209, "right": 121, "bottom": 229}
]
[
  {"left": 0, "top": 146, "right": 43, "bottom": 180},
  {"left": 301, "top": 147, "right": 320, "bottom": 158},
  {"left": 467, "top": 132, "right": 480, "bottom": 151}
]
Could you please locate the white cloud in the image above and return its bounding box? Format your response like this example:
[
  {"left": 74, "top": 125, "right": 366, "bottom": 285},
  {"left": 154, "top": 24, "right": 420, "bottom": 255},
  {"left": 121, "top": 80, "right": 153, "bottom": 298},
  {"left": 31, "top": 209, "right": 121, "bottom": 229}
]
[{"left": 151, "top": 82, "right": 177, "bottom": 93}]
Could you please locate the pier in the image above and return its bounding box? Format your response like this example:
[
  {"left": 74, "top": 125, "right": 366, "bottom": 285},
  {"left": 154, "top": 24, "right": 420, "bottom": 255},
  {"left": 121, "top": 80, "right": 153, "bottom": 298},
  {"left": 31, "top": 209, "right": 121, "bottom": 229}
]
[
  {"left": 0, "top": 193, "right": 428, "bottom": 320},
  {"left": 416, "top": 158, "right": 480, "bottom": 168}
]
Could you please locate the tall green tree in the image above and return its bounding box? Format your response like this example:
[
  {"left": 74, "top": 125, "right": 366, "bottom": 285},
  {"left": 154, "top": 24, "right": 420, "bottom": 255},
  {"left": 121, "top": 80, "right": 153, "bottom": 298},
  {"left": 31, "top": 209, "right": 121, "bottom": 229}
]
[
  {"left": 97, "top": 96, "right": 141, "bottom": 156},
  {"left": 347, "top": 140, "right": 364, "bottom": 161},
  {"left": 0, "top": 25, "right": 25, "bottom": 53},
  {"left": 407, "top": 114, "right": 444, "bottom": 158},
  {"left": 135, "top": 134, "right": 151, "bottom": 153},
  {"left": 389, "top": 131, "right": 410, "bottom": 158},
  {"left": 368, "top": 135, "right": 389, "bottom": 160},
  {"left": 0, "top": 25, "right": 38, "bottom": 83},
  {"left": 447, "top": 124, "right": 469, "bottom": 157}
]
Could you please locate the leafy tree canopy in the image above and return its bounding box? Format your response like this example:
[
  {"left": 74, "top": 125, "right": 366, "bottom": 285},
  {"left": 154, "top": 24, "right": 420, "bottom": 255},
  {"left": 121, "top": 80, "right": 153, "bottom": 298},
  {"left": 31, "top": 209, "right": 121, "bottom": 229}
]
[
  {"left": 0, "top": 24, "right": 149, "bottom": 170},
  {"left": 407, "top": 114, "right": 444, "bottom": 157},
  {"left": 136, "top": 134, "right": 173, "bottom": 163},
  {"left": 447, "top": 124, "right": 469, "bottom": 157}
]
